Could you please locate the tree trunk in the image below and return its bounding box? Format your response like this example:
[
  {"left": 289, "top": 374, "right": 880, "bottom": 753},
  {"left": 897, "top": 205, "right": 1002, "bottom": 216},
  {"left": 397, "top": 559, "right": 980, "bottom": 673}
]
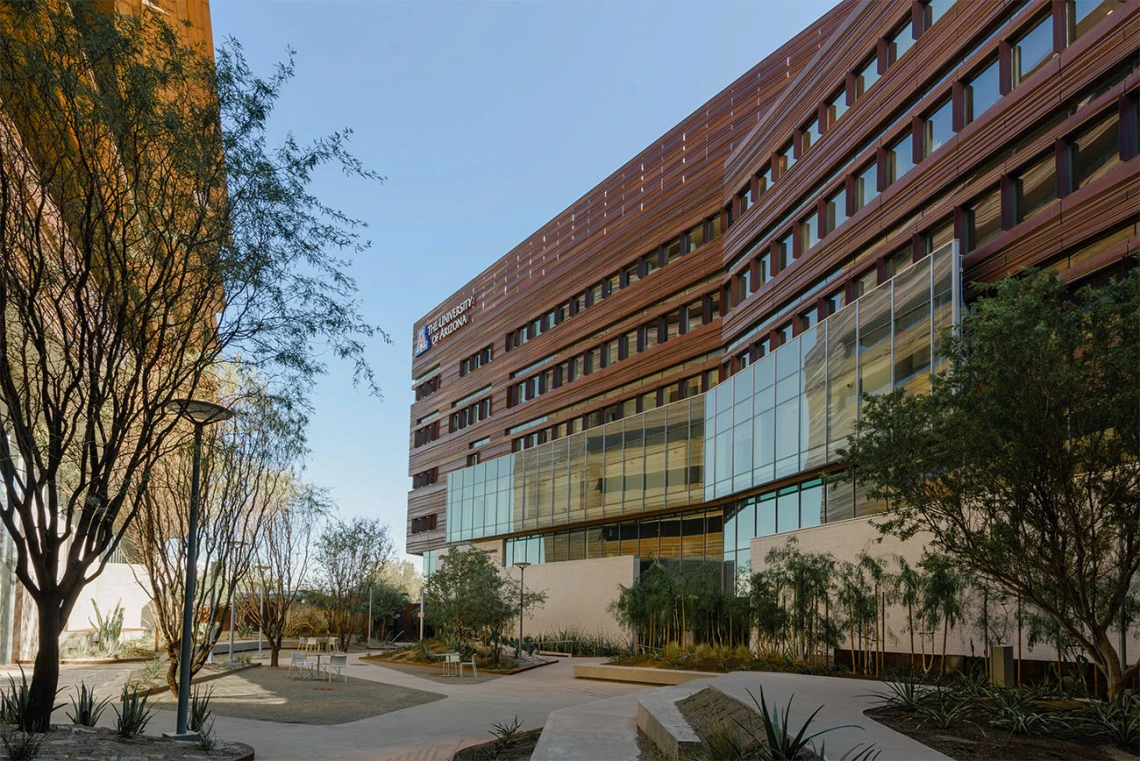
[
  {"left": 907, "top": 603, "right": 915, "bottom": 670},
  {"left": 270, "top": 634, "right": 283, "bottom": 668},
  {"left": 941, "top": 619, "right": 949, "bottom": 676},
  {"left": 1093, "top": 630, "right": 1127, "bottom": 702},
  {"left": 27, "top": 604, "right": 62, "bottom": 732},
  {"left": 165, "top": 650, "right": 180, "bottom": 696}
]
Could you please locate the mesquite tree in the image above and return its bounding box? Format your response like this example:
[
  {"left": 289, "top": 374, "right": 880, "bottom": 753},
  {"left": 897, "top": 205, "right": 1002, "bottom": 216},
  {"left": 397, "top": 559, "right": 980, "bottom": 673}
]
[
  {"left": 245, "top": 483, "right": 327, "bottom": 667},
  {"left": 314, "top": 517, "right": 394, "bottom": 651},
  {"left": 844, "top": 268, "right": 1140, "bottom": 699},
  {"left": 0, "top": 1, "right": 382, "bottom": 728},
  {"left": 129, "top": 368, "right": 304, "bottom": 694}
]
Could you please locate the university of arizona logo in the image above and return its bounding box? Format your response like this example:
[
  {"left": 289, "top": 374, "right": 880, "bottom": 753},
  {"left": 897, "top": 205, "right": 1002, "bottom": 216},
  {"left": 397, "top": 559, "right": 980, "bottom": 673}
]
[{"left": 413, "top": 325, "right": 432, "bottom": 357}]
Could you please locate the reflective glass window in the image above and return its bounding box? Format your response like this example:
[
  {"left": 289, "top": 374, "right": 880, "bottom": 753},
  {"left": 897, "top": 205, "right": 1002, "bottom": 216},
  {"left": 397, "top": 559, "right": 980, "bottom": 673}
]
[
  {"left": 854, "top": 161, "right": 878, "bottom": 210},
  {"left": 966, "top": 186, "right": 1002, "bottom": 251},
  {"left": 1070, "top": 0, "right": 1117, "bottom": 41},
  {"left": 828, "top": 88, "right": 848, "bottom": 126},
  {"left": 1072, "top": 111, "right": 1122, "bottom": 190},
  {"left": 887, "top": 133, "right": 915, "bottom": 184},
  {"left": 801, "top": 211, "right": 819, "bottom": 253},
  {"left": 964, "top": 59, "right": 1001, "bottom": 125},
  {"left": 887, "top": 21, "right": 915, "bottom": 65},
  {"left": 923, "top": 98, "right": 953, "bottom": 157},
  {"left": 855, "top": 56, "right": 879, "bottom": 98},
  {"left": 776, "top": 487, "right": 799, "bottom": 533},
  {"left": 826, "top": 186, "right": 847, "bottom": 232},
  {"left": 1014, "top": 152, "right": 1057, "bottom": 222},
  {"left": 924, "top": 0, "right": 955, "bottom": 27},
  {"left": 1013, "top": 16, "right": 1055, "bottom": 86},
  {"left": 802, "top": 117, "right": 822, "bottom": 153}
]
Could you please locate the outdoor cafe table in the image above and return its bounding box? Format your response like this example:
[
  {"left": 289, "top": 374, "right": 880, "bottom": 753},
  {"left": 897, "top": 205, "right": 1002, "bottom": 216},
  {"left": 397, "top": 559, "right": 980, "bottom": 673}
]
[{"left": 432, "top": 652, "right": 460, "bottom": 676}]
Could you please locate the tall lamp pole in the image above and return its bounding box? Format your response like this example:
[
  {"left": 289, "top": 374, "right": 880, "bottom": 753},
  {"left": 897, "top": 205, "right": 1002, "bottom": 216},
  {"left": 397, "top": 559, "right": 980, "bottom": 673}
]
[
  {"left": 228, "top": 542, "right": 249, "bottom": 664},
  {"left": 514, "top": 562, "right": 531, "bottom": 659},
  {"left": 166, "top": 399, "right": 232, "bottom": 740},
  {"left": 367, "top": 582, "right": 373, "bottom": 647}
]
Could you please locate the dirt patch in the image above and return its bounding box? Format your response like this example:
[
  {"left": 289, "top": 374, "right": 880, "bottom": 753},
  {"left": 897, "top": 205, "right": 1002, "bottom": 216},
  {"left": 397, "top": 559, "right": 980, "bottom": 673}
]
[
  {"left": 676, "top": 687, "right": 771, "bottom": 758},
  {"left": 362, "top": 653, "right": 554, "bottom": 677},
  {"left": 450, "top": 727, "right": 543, "bottom": 761},
  {"left": 150, "top": 665, "right": 444, "bottom": 725},
  {"left": 0, "top": 724, "right": 253, "bottom": 760},
  {"left": 866, "top": 706, "right": 1138, "bottom": 761}
]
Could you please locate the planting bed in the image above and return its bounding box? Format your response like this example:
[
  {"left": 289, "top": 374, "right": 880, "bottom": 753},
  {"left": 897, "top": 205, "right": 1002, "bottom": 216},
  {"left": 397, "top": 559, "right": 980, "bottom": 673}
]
[
  {"left": 450, "top": 727, "right": 543, "bottom": 761},
  {"left": 867, "top": 705, "right": 1137, "bottom": 760},
  {"left": 0, "top": 724, "right": 254, "bottom": 760}
]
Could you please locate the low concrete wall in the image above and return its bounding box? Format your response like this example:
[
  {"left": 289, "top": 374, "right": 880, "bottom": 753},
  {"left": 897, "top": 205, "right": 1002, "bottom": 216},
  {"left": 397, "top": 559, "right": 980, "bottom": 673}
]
[
  {"left": 509, "top": 555, "right": 638, "bottom": 644},
  {"left": 573, "top": 663, "right": 717, "bottom": 685}
]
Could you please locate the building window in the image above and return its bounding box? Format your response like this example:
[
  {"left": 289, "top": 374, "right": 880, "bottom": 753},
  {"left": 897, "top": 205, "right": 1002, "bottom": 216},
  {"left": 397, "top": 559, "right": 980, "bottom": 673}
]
[
  {"left": 924, "top": 0, "right": 955, "bottom": 27},
  {"left": 738, "top": 183, "right": 754, "bottom": 215},
  {"left": 1012, "top": 15, "right": 1055, "bottom": 87},
  {"left": 887, "top": 20, "right": 916, "bottom": 65},
  {"left": 777, "top": 233, "right": 793, "bottom": 271},
  {"left": 684, "top": 224, "right": 704, "bottom": 254},
  {"left": 459, "top": 345, "right": 493, "bottom": 376},
  {"left": 776, "top": 141, "right": 796, "bottom": 176},
  {"left": 1068, "top": 0, "right": 1117, "bottom": 42},
  {"left": 827, "top": 88, "right": 848, "bottom": 126},
  {"left": 886, "top": 133, "right": 915, "bottom": 185},
  {"left": 415, "top": 374, "right": 441, "bottom": 401},
  {"left": 963, "top": 59, "right": 1001, "bottom": 126},
  {"left": 801, "top": 117, "right": 822, "bottom": 154},
  {"left": 923, "top": 98, "right": 954, "bottom": 157},
  {"left": 966, "top": 187, "right": 1002, "bottom": 251},
  {"left": 757, "top": 250, "right": 771, "bottom": 286},
  {"left": 664, "top": 238, "right": 682, "bottom": 266},
  {"left": 825, "top": 187, "right": 847, "bottom": 233},
  {"left": 855, "top": 56, "right": 879, "bottom": 98},
  {"left": 825, "top": 291, "right": 843, "bottom": 316},
  {"left": 886, "top": 248, "right": 911, "bottom": 277},
  {"left": 1013, "top": 152, "right": 1058, "bottom": 223},
  {"left": 799, "top": 308, "right": 818, "bottom": 331},
  {"left": 854, "top": 161, "right": 879, "bottom": 210},
  {"left": 800, "top": 212, "right": 819, "bottom": 254},
  {"left": 1069, "top": 110, "right": 1123, "bottom": 191}
]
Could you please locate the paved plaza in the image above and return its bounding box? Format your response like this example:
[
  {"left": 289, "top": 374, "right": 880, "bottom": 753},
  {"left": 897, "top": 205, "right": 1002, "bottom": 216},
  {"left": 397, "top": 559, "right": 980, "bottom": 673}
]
[{"left": 1, "top": 655, "right": 644, "bottom": 761}]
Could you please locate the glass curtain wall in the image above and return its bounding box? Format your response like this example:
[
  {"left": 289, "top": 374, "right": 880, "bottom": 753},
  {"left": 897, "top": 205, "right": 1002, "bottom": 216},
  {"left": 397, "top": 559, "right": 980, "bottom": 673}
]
[
  {"left": 704, "top": 242, "right": 959, "bottom": 502},
  {"left": 448, "top": 396, "right": 706, "bottom": 544},
  {"left": 449, "top": 242, "right": 959, "bottom": 555}
]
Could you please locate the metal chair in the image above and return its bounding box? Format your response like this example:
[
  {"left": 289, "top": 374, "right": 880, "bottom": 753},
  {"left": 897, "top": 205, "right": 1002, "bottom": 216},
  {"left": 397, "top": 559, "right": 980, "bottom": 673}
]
[
  {"left": 443, "top": 652, "right": 460, "bottom": 677},
  {"left": 288, "top": 650, "right": 316, "bottom": 679},
  {"left": 325, "top": 653, "right": 348, "bottom": 682},
  {"left": 327, "top": 636, "right": 341, "bottom": 652},
  {"left": 459, "top": 654, "right": 478, "bottom": 678}
]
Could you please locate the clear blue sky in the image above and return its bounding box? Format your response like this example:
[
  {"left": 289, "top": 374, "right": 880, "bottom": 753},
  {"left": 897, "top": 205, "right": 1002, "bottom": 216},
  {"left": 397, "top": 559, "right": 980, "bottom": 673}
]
[{"left": 211, "top": 0, "right": 837, "bottom": 564}]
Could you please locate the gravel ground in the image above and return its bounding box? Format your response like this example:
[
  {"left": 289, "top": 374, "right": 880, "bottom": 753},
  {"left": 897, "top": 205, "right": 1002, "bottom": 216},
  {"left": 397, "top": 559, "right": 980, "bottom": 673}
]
[{"left": 149, "top": 665, "right": 445, "bottom": 725}]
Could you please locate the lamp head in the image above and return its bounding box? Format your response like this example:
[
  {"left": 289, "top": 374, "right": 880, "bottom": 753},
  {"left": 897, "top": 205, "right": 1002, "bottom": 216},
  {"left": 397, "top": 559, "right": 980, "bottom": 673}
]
[
  {"left": 514, "top": 562, "right": 532, "bottom": 570},
  {"left": 166, "top": 398, "right": 233, "bottom": 426}
]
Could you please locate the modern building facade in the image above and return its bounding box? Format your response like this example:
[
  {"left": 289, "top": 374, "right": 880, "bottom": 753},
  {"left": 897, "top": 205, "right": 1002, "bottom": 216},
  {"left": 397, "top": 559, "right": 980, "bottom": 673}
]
[{"left": 408, "top": 0, "right": 1139, "bottom": 589}]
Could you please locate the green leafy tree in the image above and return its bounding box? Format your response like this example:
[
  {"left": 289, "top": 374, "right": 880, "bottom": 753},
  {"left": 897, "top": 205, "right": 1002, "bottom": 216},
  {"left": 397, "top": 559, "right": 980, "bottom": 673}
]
[
  {"left": 425, "top": 547, "right": 545, "bottom": 664},
  {"left": 843, "top": 267, "right": 1140, "bottom": 698},
  {"left": 314, "top": 517, "right": 394, "bottom": 651},
  {"left": 0, "top": 1, "right": 382, "bottom": 727}
]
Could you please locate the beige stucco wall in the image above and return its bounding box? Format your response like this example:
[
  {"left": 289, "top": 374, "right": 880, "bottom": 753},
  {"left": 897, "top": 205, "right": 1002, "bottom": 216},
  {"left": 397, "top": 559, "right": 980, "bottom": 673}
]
[
  {"left": 750, "top": 517, "right": 1140, "bottom": 665},
  {"left": 506, "top": 555, "right": 638, "bottom": 644},
  {"left": 65, "top": 562, "right": 153, "bottom": 635}
]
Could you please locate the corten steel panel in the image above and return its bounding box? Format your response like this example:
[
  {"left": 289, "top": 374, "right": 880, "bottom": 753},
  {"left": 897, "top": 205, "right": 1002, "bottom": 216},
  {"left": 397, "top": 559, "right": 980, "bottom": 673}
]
[
  {"left": 408, "top": 0, "right": 1140, "bottom": 555},
  {"left": 718, "top": 0, "right": 1139, "bottom": 352},
  {"left": 405, "top": 2, "right": 857, "bottom": 554}
]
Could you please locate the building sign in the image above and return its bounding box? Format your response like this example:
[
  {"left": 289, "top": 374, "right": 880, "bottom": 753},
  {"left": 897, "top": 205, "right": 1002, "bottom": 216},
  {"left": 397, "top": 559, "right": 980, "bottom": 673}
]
[{"left": 414, "top": 296, "right": 475, "bottom": 357}]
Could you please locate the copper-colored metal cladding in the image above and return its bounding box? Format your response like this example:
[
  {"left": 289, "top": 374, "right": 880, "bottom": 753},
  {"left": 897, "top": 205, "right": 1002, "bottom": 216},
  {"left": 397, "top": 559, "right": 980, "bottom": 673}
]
[{"left": 408, "top": 0, "right": 1139, "bottom": 559}]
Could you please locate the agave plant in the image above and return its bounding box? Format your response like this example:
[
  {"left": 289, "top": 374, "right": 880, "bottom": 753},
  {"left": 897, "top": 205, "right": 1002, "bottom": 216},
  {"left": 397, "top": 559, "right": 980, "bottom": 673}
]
[
  {"left": 67, "top": 682, "right": 111, "bottom": 727},
  {"left": 736, "top": 686, "right": 877, "bottom": 761}
]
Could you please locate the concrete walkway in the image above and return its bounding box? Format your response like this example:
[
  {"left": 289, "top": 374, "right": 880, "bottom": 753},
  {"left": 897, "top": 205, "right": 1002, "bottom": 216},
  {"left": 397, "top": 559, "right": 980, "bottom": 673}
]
[
  {"left": 706, "top": 671, "right": 952, "bottom": 761},
  {"left": 3, "top": 655, "right": 642, "bottom": 760}
]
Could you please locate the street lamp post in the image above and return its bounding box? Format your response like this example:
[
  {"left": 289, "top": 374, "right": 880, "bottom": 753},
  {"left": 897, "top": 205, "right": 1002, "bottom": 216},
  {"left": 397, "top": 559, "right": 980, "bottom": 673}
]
[
  {"left": 228, "top": 543, "right": 249, "bottom": 665},
  {"left": 165, "top": 399, "right": 232, "bottom": 741},
  {"left": 514, "top": 562, "right": 531, "bottom": 659},
  {"left": 367, "top": 582, "right": 373, "bottom": 648}
]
